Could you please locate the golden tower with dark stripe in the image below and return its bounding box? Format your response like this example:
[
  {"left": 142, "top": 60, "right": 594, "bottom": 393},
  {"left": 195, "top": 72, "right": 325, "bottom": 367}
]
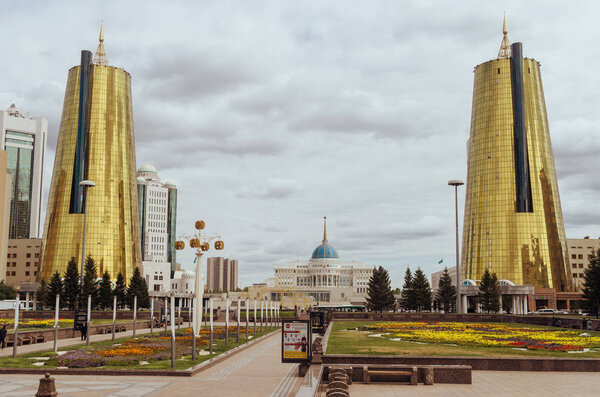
[
  {"left": 40, "top": 28, "right": 141, "bottom": 281},
  {"left": 461, "top": 19, "right": 570, "bottom": 291}
]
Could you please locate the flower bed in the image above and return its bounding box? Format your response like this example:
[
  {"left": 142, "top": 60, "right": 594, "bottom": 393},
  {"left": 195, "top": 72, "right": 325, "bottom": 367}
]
[
  {"left": 365, "top": 322, "right": 600, "bottom": 352},
  {"left": 0, "top": 318, "right": 73, "bottom": 329},
  {"left": 56, "top": 326, "right": 260, "bottom": 368}
]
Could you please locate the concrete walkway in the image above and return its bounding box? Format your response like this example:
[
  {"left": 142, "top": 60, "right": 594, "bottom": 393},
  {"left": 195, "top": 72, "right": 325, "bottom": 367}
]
[
  {"left": 349, "top": 370, "right": 600, "bottom": 396},
  {"left": 0, "top": 331, "right": 302, "bottom": 397}
]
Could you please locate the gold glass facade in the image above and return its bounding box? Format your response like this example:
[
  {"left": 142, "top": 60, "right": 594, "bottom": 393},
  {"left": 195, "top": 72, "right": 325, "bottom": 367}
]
[
  {"left": 461, "top": 56, "right": 570, "bottom": 291},
  {"left": 41, "top": 64, "right": 141, "bottom": 281}
]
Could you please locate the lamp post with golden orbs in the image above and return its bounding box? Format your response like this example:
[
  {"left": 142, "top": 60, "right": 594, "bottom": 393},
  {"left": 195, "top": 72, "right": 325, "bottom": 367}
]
[{"left": 175, "top": 220, "right": 224, "bottom": 337}]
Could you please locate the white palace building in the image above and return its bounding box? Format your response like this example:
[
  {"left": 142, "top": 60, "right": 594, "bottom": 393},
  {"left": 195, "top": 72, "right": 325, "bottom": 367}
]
[{"left": 271, "top": 218, "right": 374, "bottom": 306}]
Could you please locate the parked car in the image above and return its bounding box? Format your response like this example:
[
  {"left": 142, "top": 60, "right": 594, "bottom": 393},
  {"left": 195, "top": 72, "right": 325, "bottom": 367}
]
[{"left": 528, "top": 309, "right": 558, "bottom": 315}]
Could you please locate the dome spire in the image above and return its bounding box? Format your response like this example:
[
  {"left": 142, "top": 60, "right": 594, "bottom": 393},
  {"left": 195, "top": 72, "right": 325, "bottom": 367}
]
[
  {"left": 93, "top": 22, "right": 109, "bottom": 65},
  {"left": 322, "top": 216, "right": 328, "bottom": 244},
  {"left": 497, "top": 13, "right": 511, "bottom": 59}
]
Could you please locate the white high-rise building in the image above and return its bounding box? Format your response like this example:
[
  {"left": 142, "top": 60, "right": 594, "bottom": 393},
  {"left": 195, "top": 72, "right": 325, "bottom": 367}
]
[
  {"left": 136, "top": 164, "right": 177, "bottom": 292},
  {"left": 0, "top": 104, "right": 46, "bottom": 239}
]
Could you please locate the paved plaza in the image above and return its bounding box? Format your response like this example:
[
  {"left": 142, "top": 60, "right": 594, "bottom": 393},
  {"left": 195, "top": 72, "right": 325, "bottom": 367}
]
[
  {"left": 349, "top": 371, "right": 600, "bottom": 396},
  {"left": 0, "top": 331, "right": 301, "bottom": 397},
  {"left": 1, "top": 331, "right": 600, "bottom": 396}
]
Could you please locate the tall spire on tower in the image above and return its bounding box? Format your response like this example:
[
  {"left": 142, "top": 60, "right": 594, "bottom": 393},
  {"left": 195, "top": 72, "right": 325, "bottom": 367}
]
[
  {"left": 497, "top": 14, "right": 511, "bottom": 59},
  {"left": 322, "top": 216, "right": 328, "bottom": 244},
  {"left": 93, "top": 22, "right": 109, "bottom": 65}
]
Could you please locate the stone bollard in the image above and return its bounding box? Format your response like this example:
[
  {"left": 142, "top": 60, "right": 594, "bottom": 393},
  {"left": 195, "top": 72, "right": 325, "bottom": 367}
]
[
  {"left": 424, "top": 366, "right": 435, "bottom": 385},
  {"left": 36, "top": 373, "right": 58, "bottom": 397}
]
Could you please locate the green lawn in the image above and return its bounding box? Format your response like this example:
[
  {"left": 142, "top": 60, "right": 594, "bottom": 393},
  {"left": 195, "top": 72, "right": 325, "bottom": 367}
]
[
  {"left": 326, "top": 321, "right": 600, "bottom": 358},
  {"left": 0, "top": 326, "right": 280, "bottom": 370}
]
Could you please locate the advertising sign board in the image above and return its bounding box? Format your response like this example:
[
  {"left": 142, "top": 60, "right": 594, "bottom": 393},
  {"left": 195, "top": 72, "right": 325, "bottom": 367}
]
[{"left": 281, "top": 320, "right": 311, "bottom": 363}]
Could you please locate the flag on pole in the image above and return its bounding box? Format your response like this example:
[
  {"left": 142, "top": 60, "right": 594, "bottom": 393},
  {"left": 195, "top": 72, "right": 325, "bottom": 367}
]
[
  {"left": 194, "top": 256, "right": 197, "bottom": 264},
  {"left": 438, "top": 258, "right": 443, "bottom": 264}
]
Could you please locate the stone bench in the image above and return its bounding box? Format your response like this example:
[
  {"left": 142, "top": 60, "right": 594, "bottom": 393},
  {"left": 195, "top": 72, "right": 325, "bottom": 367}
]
[{"left": 363, "top": 365, "right": 418, "bottom": 385}]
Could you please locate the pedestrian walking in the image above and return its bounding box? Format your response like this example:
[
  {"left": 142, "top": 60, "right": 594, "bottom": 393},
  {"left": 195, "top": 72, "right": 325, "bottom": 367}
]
[
  {"left": 80, "top": 322, "right": 87, "bottom": 341},
  {"left": 0, "top": 325, "right": 6, "bottom": 349}
]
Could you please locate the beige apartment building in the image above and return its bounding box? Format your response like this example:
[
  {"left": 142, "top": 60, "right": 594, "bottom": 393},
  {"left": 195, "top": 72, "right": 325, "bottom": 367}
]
[
  {"left": 567, "top": 237, "right": 600, "bottom": 291},
  {"left": 207, "top": 257, "right": 238, "bottom": 292},
  {"left": 5, "top": 238, "right": 42, "bottom": 289}
]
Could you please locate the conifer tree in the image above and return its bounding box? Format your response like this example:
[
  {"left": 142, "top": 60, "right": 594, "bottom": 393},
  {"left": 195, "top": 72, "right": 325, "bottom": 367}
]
[
  {"left": 98, "top": 271, "right": 113, "bottom": 310},
  {"left": 582, "top": 249, "right": 600, "bottom": 318},
  {"left": 114, "top": 272, "right": 127, "bottom": 309},
  {"left": 63, "top": 257, "right": 80, "bottom": 310},
  {"left": 366, "top": 266, "right": 395, "bottom": 312},
  {"left": 0, "top": 281, "right": 16, "bottom": 300},
  {"left": 46, "top": 272, "right": 64, "bottom": 309},
  {"left": 436, "top": 267, "right": 456, "bottom": 313},
  {"left": 399, "top": 267, "right": 416, "bottom": 311},
  {"left": 412, "top": 268, "right": 432, "bottom": 312},
  {"left": 478, "top": 269, "right": 500, "bottom": 313},
  {"left": 126, "top": 267, "right": 150, "bottom": 309},
  {"left": 37, "top": 279, "right": 48, "bottom": 310},
  {"left": 81, "top": 256, "right": 99, "bottom": 308}
]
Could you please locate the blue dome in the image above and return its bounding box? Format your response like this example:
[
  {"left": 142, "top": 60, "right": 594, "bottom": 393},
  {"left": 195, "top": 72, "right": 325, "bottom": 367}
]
[{"left": 311, "top": 243, "right": 339, "bottom": 259}]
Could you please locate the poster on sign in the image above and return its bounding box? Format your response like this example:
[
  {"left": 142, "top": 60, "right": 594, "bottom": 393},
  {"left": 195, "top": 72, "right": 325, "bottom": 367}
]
[{"left": 281, "top": 320, "right": 311, "bottom": 363}]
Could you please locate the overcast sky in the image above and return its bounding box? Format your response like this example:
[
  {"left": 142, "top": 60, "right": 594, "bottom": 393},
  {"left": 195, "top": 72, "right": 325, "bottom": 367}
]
[{"left": 1, "top": 1, "right": 599, "bottom": 288}]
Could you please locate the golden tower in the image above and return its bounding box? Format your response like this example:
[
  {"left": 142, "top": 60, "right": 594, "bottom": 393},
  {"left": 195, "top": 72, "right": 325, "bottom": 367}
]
[
  {"left": 41, "top": 27, "right": 141, "bottom": 281},
  {"left": 461, "top": 19, "right": 570, "bottom": 291}
]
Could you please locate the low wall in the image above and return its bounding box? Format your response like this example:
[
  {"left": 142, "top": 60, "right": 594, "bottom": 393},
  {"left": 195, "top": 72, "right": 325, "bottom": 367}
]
[
  {"left": 322, "top": 354, "right": 600, "bottom": 372},
  {"left": 324, "top": 363, "right": 472, "bottom": 384},
  {"left": 0, "top": 310, "right": 152, "bottom": 320},
  {"left": 331, "top": 312, "right": 600, "bottom": 330},
  {"left": 4, "top": 320, "right": 152, "bottom": 347}
]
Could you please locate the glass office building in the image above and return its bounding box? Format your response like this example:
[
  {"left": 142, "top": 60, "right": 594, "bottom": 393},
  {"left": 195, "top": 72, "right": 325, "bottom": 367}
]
[
  {"left": 41, "top": 32, "right": 141, "bottom": 281},
  {"left": 461, "top": 22, "right": 570, "bottom": 291},
  {"left": 0, "top": 105, "right": 47, "bottom": 240}
]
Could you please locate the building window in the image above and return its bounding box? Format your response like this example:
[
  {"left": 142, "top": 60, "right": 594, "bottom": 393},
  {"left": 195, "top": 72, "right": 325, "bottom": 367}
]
[
  {"left": 578, "top": 254, "right": 583, "bottom": 259},
  {"left": 572, "top": 263, "right": 577, "bottom": 268},
  {"left": 35, "top": 253, "right": 39, "bottom": 258},
  {"left": 25, "top": 271, "right": 30, "bottom": 276},
  {"left": 11, "top": 271, "right": 15, "bottom": 276},
  {"left": 26, "top": 253, "right": 31, "bottom": 258},
  {"left": 26, "top": 262, "right": 30, "bottom": 267},
  {"left": 571, "top": 254, "right": 577, "bottom": 259},
  {"left": 579, "top": 264, "right": 584, "bottom": 268},
  {"left": 573, "top": 273, "right": 578, "bottom": 278}
]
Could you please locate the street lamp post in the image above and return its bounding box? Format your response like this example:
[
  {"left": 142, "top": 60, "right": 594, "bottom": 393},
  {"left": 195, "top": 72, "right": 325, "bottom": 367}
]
[
  {"left": 79, "top": 180, "right": 95, "bottom": 290},
  {"left": 448, "top": 180, "right": 464, "bottom": 314},
  {"left": 175, "top": 220, "right": 224, "bottom": 337}
]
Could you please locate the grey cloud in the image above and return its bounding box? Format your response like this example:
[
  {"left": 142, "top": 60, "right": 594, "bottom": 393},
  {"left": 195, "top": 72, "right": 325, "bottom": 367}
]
[{"left": 237, "top": 178, "right": 301, "bottom": 200}]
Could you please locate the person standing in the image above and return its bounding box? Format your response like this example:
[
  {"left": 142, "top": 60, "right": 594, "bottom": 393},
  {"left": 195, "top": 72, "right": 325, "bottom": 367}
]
[
  {"left": 0, "top": 325, "right": 6, "bottom": 349},
  {"left": 80, "top": 322, "right": 87, "bottom": 341}
]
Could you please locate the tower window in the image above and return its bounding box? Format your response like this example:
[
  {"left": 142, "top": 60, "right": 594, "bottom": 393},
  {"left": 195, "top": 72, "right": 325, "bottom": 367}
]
[{"left": 497, "top": 68, "right": 500, "bottom": 74}]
